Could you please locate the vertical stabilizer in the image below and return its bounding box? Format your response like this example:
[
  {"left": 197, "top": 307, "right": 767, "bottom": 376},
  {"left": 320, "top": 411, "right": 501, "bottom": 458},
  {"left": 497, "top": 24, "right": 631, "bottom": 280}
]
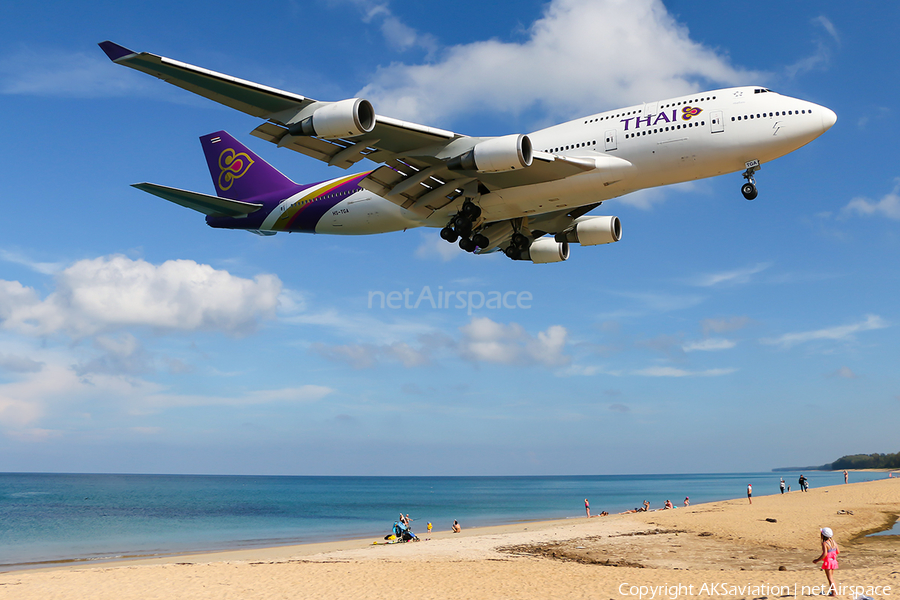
[{"left": 200, "top": 131, "right": 296, "bottom": 200}]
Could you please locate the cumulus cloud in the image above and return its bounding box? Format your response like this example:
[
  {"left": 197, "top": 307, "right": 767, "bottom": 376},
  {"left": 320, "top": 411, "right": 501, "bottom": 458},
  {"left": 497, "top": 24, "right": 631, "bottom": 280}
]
[
  {"left": 0, "top": 255, "right": 282, "bottom": 337},
  {"left": 458, "top": 317, "right": 569, "bottom": 367},
  {"left": 313, "top": 316, "right": 570, "bottom": 369},
  {"left": 842, "top": 180, "right": 900, "bottom": 220},
  {"left": 762, "top": 314, "right": 889, "bottom": 349},
  {"left": 356, "top": 0, "right": 755, "bottom": 125}
]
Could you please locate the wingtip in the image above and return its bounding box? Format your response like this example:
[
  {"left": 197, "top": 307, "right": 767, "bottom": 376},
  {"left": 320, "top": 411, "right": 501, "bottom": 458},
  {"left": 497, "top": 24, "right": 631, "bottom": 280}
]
[{"left": 98, "top": 41, "right": 137, "bottom": 62}]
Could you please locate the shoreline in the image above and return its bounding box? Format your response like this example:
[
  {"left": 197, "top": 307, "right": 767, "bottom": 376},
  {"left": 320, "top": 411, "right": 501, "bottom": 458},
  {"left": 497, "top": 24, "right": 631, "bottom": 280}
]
[
  {"left": 8, "top": 478, "right": 899, "bottom": 570},
  {"left": 2, "top": 478, "right": 897, "bottom": 599}
]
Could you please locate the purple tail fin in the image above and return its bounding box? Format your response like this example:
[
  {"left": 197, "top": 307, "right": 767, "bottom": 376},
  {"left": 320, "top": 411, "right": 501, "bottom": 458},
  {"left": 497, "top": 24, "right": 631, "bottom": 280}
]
[{"left": 200, "top": 131, "right": 296, "bottom": 200}]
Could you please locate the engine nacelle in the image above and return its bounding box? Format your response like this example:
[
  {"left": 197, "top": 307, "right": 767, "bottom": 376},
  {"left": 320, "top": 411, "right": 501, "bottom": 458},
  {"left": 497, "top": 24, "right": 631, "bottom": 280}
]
[
  {"left": 288, "top": 98, "right": 376, "bottom": 139},
  {"left": 528, "top": 238, "right": 569, "bottom": 264},
  {"left": 556, "top": 215, "right": 621, "bottom": 246},
  {"left": 447, "top": 134, "right": 533, "bottom": 173}
]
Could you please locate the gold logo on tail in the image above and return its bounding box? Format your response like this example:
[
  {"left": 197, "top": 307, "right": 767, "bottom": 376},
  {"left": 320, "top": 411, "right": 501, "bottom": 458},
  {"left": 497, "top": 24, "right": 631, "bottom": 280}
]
[{"left": 218, "top": 148, "right": 254, "bottom": 191}]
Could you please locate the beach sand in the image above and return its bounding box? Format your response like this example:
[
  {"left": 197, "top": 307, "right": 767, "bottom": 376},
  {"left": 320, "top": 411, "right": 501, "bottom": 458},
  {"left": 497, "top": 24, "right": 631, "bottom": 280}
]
[{"left": 2, "top": 477, "right": 897, "bottom": 599}]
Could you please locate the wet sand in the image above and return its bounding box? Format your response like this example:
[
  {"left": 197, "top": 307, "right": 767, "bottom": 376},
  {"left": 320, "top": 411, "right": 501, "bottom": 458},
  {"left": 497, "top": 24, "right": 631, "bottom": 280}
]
[{"left": 1, "top": 477, "right": 897, "bottom": 599}]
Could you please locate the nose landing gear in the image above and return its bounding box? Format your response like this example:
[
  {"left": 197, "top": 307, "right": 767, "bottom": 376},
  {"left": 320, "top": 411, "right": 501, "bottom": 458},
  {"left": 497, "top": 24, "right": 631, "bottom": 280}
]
[{"left": 741, "top": 160, "right": 760, "bottom": 200}]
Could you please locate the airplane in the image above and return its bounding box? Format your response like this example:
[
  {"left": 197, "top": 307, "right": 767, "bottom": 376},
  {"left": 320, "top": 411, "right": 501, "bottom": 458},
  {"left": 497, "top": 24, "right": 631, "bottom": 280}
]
[{"left": 100, "top": 41, "right": 836, "bottom": 264}]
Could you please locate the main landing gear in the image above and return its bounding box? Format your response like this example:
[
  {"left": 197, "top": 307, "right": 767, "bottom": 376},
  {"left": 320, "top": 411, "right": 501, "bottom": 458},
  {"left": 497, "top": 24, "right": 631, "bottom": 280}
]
[
  {"left": 504, "top": 232, "right": 531, "bottom": 260},
  {"left": 741, "top": 160, "right": 760, "bottom": 200},
  {"left": 441, "top": 200, "right": 489, "bottom": 253}
]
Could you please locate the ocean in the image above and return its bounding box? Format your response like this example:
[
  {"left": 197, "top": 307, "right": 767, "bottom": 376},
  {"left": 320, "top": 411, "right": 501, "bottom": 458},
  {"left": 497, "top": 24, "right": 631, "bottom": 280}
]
[{"left": 0, "top": 470, "right": 857, "bottom": 570}]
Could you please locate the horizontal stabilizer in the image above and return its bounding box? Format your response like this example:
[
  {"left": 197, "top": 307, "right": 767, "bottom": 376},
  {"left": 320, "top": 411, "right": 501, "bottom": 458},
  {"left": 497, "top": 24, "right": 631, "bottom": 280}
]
[{"left": 132, "top": 183, "right": 263, "bottom": 217}]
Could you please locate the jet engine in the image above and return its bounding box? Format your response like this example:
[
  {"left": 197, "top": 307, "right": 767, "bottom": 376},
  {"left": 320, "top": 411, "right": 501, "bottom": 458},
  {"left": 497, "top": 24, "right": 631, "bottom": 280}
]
[
  {"left": 447, "top": 134, "right": 533, "bottom": 173},
  {"left": 528, "top": 238, "right": 569, "bottom": 264},
  {"left": 556, "top": 215, "right": 621, "bottom": 246},
  {"left": 287, "top": 98, "right": 376, "bottom": 139}
]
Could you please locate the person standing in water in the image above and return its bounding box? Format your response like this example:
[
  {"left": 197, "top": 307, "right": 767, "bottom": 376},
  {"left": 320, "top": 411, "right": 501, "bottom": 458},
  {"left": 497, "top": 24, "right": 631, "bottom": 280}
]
[
  {"left": 813, "top": 527, "right": 839, "bottom": 596},
  {"left": 747, "top": 483, "right": 752, "bottom": 504}
]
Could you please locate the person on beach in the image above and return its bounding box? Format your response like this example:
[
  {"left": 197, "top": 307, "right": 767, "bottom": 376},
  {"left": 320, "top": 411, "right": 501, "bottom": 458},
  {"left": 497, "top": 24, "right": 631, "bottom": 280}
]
[
  {"left": 799, "top": 474, "right": 808, "bottom": 492},
  {"left": 452, "top": 520, "right": 461, "bottom": 533},
  {"left": 684, "top": 496, "right": 690, "bottom": 507},
  {"left": 747, "top": 483, "right": 752, "bottom": 504},
  {"left": 427, "top": 522, "right": 432, "bottom": 533},
  {"left": 641, "top": 500, "right": 650, "bottom": 512},
  {"left": 664, "top": 499, "right": 673, "bottom": 509},
  {"left": 780, "top": 478, "right": 785, "bottom": 494},
  {"left": 844, "top": 470, "right": 848, "bottom": 484},
  {"left": 813, "top": 526, "right": 839, "bottom": 596}
]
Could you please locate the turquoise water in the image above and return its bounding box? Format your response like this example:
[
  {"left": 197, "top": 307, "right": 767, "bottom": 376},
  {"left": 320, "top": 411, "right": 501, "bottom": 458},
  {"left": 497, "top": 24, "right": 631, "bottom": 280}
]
[{"left": 0, "top": 471, "right": 852, "bottom": 569}]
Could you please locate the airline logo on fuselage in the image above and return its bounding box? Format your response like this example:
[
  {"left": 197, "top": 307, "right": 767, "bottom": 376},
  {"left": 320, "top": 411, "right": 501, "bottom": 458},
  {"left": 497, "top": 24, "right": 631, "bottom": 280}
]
[
  {"left": 217, "top": 148, "right": 254, "bottom": 191},
  {"left": 620, "top": 106, "right": 703, "bottom": 131}
]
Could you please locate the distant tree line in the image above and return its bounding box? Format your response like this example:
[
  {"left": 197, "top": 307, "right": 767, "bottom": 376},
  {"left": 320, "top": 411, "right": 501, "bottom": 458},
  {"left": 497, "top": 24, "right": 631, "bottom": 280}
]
[
  {"left": 830, "top": 453, "right": 900, "bottom": 470},
  {"left": 773, "top": 451, "right": 900, "bottom": 472}
]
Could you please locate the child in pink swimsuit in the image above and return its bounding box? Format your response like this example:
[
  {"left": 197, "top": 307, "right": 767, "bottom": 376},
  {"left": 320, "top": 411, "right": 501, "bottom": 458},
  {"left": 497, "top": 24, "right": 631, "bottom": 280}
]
[{"left": 813, "top": 527, "right": 839, "bottom": 596}]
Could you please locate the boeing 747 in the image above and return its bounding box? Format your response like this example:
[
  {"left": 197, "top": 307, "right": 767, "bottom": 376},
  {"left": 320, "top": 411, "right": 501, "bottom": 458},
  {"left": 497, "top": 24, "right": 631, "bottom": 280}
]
[{"left": 100, "top": 41, "right": 836, "bottom": 263}]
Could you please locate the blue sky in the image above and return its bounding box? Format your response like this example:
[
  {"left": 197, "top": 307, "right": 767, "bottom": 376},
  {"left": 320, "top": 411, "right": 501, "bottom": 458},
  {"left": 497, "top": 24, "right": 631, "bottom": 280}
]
[{"left": 0, "top": 0, "right": 897, "bottom": 475}]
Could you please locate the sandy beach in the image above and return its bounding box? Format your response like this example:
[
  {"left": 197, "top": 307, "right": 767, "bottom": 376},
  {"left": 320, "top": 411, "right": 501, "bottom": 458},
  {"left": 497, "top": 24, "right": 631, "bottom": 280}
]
[{"left": 2, "top": 477, "right": 897, "bottom": 599}]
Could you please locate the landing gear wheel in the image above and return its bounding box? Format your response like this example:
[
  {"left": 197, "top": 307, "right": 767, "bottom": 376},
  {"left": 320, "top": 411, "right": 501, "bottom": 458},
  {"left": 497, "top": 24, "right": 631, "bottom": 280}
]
[
  {"left": 453, "top": 215, "right": 472, "bottom": 237},
  {"left": 472, "top": 233, "right": 489, "bottom": 248},
  {"left": 504, "top": 246, "right": 521, "bottom": 260},
  {"left": 459, "top": 237, "right": 477, "bottom": 253},
  {"left": 511, "top": 232, "right": 530, "bottom": 250},
  {"left": 461, "top": 202, "right": 482, "bottom": 220},
  {"left": 741, "top": 182, "right": 758, "bottom": 200},
  {"left": 440, "top": 226, "right": 459, "bottom": 242}
]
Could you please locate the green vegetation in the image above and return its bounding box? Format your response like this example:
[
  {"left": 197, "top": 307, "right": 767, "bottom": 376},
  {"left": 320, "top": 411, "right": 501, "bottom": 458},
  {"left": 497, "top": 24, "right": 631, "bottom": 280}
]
[
  {"left": 830, "top": 453, "right": 900, "bottom": 470},
  {"left": 774, "top": 451, "right": 900, "bottom": 472}
]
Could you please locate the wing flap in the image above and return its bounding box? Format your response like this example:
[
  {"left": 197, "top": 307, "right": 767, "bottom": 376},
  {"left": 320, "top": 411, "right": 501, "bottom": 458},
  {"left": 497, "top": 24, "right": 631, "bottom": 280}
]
[{"left": 132, "top": 183, "right": 263, "bottom": 217}]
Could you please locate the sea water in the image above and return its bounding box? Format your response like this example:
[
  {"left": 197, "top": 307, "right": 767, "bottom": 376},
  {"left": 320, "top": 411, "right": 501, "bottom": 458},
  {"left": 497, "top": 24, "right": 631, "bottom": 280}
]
[{"left": 0, "top": 471, "right": 856, "bottom": 569}]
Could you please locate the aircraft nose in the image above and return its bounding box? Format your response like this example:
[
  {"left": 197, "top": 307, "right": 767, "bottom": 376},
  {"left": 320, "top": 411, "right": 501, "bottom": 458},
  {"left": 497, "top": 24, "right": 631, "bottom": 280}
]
[{"left": 820, "top": 106, "right": 837, "bottom": 131}]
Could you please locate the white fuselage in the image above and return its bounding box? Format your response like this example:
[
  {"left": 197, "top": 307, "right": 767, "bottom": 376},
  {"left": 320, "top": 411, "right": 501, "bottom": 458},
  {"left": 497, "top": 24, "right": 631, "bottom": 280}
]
[{"left": 314, "top": 86, "right": 835, "bottom": 234}]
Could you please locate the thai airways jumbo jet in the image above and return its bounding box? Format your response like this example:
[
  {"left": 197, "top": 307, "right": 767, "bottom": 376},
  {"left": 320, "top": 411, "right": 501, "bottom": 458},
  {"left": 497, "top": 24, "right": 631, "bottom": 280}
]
[{"left": 100, "top": 41, "right": 836, "bottom": 264}]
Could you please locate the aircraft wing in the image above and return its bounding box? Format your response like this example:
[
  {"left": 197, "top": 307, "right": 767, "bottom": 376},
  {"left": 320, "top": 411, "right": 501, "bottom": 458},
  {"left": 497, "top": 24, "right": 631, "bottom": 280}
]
[
  {"left": 132, "top": 183, "right": 263, "bottom": 217},
  {"left": 101, "top": 42, "right": 616, "bottom": 218}
]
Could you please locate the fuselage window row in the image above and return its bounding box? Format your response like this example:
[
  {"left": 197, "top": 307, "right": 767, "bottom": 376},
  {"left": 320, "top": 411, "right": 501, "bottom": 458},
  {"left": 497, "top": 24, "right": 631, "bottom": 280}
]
[{"left": 731, "top": 109, "right": 813, "bottom": 122}]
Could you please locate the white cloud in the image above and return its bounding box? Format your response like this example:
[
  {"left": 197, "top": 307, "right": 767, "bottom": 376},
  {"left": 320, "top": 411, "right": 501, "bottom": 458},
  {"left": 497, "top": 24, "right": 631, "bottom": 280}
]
[
  {"left": 762, "top": 314, "right": 889, "bottom": 349},
  {"left": 312, "top": 317, "right": 570, "bottom": 369},
  {"left": 683, "top": 338, "right": 736, "bottom": 352},
  {"left": 312, "top": 341, "right": 432, "bottom": 368},
  {"left": 458, "top": 317, "right": 569, "bottom": 367},
  {"left": 356, "top": 0, "right": 755, "bottom": 125},
  {"left": 0, "top": 255, "right": 282, "bottom": 337},
  {"left": 0, "top": 249, "right": 65, "bottom": 275},
  {"left": 842, "top": 180, "right": 900, "bottom": 220},
  {"left": 691, "top": 263, "right": 771, "bottom": 287},
  {"left": 338, "top": 0, "right": 437, "bottom": 54},
  {"left": 0, "top": 352, "right": 44, "bottom": 373},
  {"left": 784, "top": 17, "right": 839, "bottom": 79},
  {"left": 414, "top": 232, "right": 465, "bottom": 262},
  {"left": 632, "top": 366, "right": 737, "bottom": 377}
]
